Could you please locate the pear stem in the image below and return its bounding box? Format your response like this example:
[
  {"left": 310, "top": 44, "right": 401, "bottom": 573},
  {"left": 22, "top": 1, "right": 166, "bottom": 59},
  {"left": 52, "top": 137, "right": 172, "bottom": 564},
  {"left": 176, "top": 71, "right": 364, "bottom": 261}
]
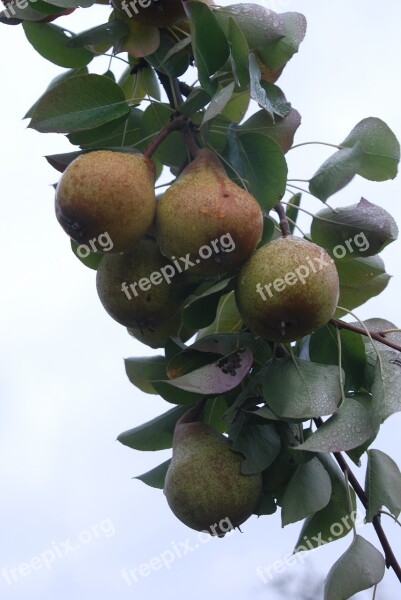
[
  {"left": 143, "top": 116, "right": 190, "bottom": 159},
  {"left": 177, "top": 398, "right": 208, "bottom": 426},
  {"left": 274, "top": 203, "right": 292, "bottom": 238},
  {"left": 330, "top": 318, "right": 401, "bottom": 353}
]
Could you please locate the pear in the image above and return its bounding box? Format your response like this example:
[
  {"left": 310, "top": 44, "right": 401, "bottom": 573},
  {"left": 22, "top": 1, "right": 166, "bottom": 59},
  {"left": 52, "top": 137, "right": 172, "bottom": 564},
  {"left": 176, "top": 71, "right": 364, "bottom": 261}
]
[
  {"left": 235, "top": 236, "right": 339, "bottom": 342},
  {"left": 113, "top": 0, "right": 214, "bottom": 28},
  {"left": 164, "top": 401, "right": 262, "bottom": 535},
  {"left": 127, "top": 310, "right": 194, "bottom": 348},
  {"left": 156, "top": 149, "right": 263, "bottom": 275},
  {"left": 96, "top": 238, "right": 185, "bottom": 328},
  {"left": 56, "top": 150, "right": 156, "bottom": 254}
]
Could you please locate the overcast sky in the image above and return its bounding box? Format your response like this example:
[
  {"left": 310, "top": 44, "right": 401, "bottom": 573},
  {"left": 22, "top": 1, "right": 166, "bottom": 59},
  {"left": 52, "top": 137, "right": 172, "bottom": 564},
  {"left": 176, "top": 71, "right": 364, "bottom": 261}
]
[{"left": 1, "top": 1, "right": 401, "bottom": 599}]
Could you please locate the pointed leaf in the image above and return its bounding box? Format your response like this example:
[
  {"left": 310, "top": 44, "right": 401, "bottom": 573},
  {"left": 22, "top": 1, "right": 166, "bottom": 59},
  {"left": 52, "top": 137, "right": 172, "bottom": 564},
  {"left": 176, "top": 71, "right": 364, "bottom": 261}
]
[
  {"left": 202, "top": 82, "right": 236, "bottom": 125},
  {"left": 216, "top": 4, "right": 285, "bottom": 47},
  {"left": 239, "top": 108, "right": 301, "bottom": 154},
  {"left": 23, "top": 22, "right": 94, "bottom": 68},
  {"left": 257, "top": 12, "right": 307, "bottom": 71},
  {"left": 135, "top": 460, "right": 171, "bottom": 489},
  {"left": 324, "top": 535, "right": 385, "bottom": 600},
  {"left": 231, "top": 423, "right": 281, "bottom": 474},
  {"left": 365, "top": 449, "right": 401, "bottom": 521},
  {"left": 124, "top": 356, "right": 167, "bottom": 395},
  {"left": 118, "top": 406, "right": 188, "bottom": 451}
]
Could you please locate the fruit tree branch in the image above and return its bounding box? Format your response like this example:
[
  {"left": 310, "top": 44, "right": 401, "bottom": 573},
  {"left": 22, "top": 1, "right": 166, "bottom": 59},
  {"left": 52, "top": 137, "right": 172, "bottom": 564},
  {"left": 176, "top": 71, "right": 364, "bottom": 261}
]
[
  {"left": 274, "top": 203, "right": 292, "bottom": 238},
  {"left": 143, "top": 115, "right": 190, "bottom": 159},
  {"left": 330, "top": 318, "right": 401, "bottom": 353},
  {"left": 314, "top": 417, "right": 401, "bottom": 582}
]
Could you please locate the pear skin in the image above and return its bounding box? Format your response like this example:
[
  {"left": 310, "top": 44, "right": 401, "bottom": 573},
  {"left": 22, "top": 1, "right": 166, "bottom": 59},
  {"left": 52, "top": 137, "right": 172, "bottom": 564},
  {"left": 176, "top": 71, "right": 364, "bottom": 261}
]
[
  {"left": 96, "top": 238, "right": 185, "bottom": 328},
  {"left": 164, "top": 402, "right": 262, "bottom": 535},
  {"left": 235, "top": 236, "right": 340, "bottom": 342},
  {"left": 56, "top": 150, "right": 156, "bottom": 253},
  {"left": 156, "top": 149, "right": 263, "bottom": 275}
]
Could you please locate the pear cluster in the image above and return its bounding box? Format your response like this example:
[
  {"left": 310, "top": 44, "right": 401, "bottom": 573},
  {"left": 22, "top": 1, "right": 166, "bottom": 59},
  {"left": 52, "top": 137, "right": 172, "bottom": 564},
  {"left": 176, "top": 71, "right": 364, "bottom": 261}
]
[{"left": 55, "top": 148, "right": 264, "bottom": 349}]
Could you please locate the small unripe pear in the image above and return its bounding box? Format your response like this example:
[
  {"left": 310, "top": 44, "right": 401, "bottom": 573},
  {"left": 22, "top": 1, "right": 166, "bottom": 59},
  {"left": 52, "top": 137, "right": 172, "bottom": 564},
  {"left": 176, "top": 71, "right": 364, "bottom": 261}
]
[
  {"left": 235, "top": 236, "right": 339, "bottom": 342},
  {"left": 96, "top": 238, "right": 185, "bottom": 328},
  {"left": 164, "top": 402, "right": 262, "bottom": 535},
  {"left": 56, "top": 150, "right": 156, "bottom": 253},
  {"left": 156, "top": 149, "right": 263, "bottom": 275}
]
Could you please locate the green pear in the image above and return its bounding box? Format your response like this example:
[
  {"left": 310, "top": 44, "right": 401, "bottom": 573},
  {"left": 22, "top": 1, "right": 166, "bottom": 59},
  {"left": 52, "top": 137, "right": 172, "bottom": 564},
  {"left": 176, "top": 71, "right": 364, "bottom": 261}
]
[
  {"left": 156, "top": 149, "right": 263, "bottom": 275},
  {"left": 164, "top": 401, "right": 262, "bottom": 535},
  {"left": 235, "top": 236, "right": 339, "bottom": 342},
  {"left": 96, "top": 238, "right": 185, "bottom": 328},
  {"left": 56, "top": 150, "right": 156, "bottom": 253},
  {"left": 127, "top": 310, "right": 194, "bottom": 349}
]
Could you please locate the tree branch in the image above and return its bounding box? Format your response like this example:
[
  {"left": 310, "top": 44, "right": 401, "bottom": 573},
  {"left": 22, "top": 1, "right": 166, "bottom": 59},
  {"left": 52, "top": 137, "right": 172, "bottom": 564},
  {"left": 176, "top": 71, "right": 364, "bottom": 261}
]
[
  {"left": 330, "top": 318, "right": 401, "bottom": 353},
  {"left": 143, "top": 115, "right": 190, "bottom": 158},
  {"left": 314, "top": 417, "right": 401, "bottom": 582}
]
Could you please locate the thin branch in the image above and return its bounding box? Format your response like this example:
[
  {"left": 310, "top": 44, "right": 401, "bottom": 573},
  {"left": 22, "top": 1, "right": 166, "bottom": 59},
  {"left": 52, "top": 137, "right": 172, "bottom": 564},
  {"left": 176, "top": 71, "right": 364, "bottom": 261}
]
[
  {"left": 274, "top": 203, "right": 291, "bottom": 238},
  {"left": 143, "top": 116, "right": 190, "bottom": 158},
  {"left": 290, "top": 141, "right": 340, "bottom": 151},
  {"left": 330, "top": 318, "right": 401, "bottom": 353},
  {"left": 314, "top": 417, "right": 401, "bottom": 582}
]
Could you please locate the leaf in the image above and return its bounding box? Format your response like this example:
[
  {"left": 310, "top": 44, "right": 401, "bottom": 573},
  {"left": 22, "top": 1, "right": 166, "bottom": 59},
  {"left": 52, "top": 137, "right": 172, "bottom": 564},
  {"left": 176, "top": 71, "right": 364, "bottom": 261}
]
[
  {"left": 184, "top": 1, "right": 230, "bottom": 95},
  {"left": 46, "top": 150, "right": 83, "bottom": 173},
  {"left": 324, "top": 535, "right": 385, "bottom": 599},
  {"left": 285, "top": 193, "right": 301, "bottom": 234},
  {"left": 228, "top": 17, "right": 249, "bottom": 87},
  {"left": 365, "top": 449, "right": 401, "bottom": 521},
  {"left": 231, "top": 423, "right": 281, "bottom": 474},
  {"left": 145, "top": 30, "right": 190, "bottom": 78},
  {"left": 281, "top": 458, "right": 332, "bottom": 526},
  {"left": 23, "top": 22, "right": 94, "bottom": 68},
  {"left": 68, "top": 108, "right": 143, "bottom": 149},
  {"left": 335, "top": 255, "right": 390, "bottom": 317},
  {"left": 263, "top": 359, "right": 342, "bottom": 419},
  {"left": 124, "top": 356, "right": 167, "bottom": 394},
  {"left": 155, "top": 348, "right": 253, "bottom": 395},
  {"left": 296, "top": 396, "right": 376, "bottom": 453},
  {"left": 257, "top": 12, "right": 307, "bottom": 71},
  {"left": 216, "top": 4, "right": 285, "bottom": 48},
  {"left": 29, "top": 74, "right": 130, "bottom": 133},
  {"left": 226, "top": 131, "right": 288, "bottom": 210},
  {"left": 371, "top": 350, "right": 401, "bottom": 425},
  {"left": 239, "top": 108, "right": 301, "bottom": 154},
  {"left": 295, "top": 453, "right": 356, "bottom": 551},
  {"left": 183, "top": 279, "right": 234, "bottom": 330},
  {"left": 66, "top": 21, "right": 129, "bottom": 48},
  {"left": 310, "top": 118, "right": 400, "bottom": 200},
  {"left": 70, "top": 240, "right": 103, "bottom": 270},
  {"left": 309, "top": 324, "right": 366, "bottom": 392},
  {"left": 135, "top": 459, "right": 171, "bottom": 489},
  {"left": 118, "top": 406, "right": 188, "bottom": 451},
  {"left": 248, "top": 54, "right": 291, "bottom": 119},
  {"left": 197, "top": 291, "right": 243, "bottom": 337},
  {"left": 311, "top": 198, "right": 398, "bottom": 259},
  {"left": 202, "top": 82, "right": 236, "bottom": 125}
]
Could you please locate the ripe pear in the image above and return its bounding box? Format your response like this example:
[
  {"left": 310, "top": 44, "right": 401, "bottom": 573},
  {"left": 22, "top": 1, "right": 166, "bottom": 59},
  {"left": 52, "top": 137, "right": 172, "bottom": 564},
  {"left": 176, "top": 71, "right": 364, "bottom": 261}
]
[
  {"left": 127, "top": 310, "right": 194, "bottom": 348},
  {"left": 164, "top": 402, "right": 262, "bottom": 535},
  {"left": 156, "top": 149, "right": 263, "bottom": 275},
  {"left": 96, "top": 238, "right": 185, "bottom": 328},
  {"left": 235, "top": 236, "right": 340, "bottom": 342},
  {"left": 56, "top": 150, "right": 156, "bottom": 254}
]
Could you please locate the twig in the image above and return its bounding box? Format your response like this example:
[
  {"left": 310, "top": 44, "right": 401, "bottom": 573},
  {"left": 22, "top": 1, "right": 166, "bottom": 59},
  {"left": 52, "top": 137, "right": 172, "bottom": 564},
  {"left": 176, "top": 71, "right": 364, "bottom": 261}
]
[
  {"left": 274, "top": 203, "right": 291, "bottom": 238},
  {"left": 143, "top": 116, "right": 190, "bottom": 158},
  {"left": 314, "top": 417, "right": 401, "bottom": 582},
  {"left": 330, "top": 318, "right": 401, "bottom": 353}
]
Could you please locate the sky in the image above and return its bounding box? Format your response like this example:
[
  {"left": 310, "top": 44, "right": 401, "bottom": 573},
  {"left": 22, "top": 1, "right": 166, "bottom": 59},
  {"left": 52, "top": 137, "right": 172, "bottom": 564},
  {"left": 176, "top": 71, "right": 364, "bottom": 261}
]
[{"left": 0, "top": 1, "right": 401, "bottom": 599}]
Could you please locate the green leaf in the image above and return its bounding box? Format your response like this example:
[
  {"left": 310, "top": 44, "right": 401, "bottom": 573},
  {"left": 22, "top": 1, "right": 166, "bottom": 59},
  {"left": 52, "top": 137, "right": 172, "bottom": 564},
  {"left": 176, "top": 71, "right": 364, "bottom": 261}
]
[
  {"left": 310, "top": 118, "right": 400, "bottom": 200},
  {"left": 183, "top": 279, "right": 234, "bottom": 329},
  {"left": 365, "top": 449, "right": 401, "bottom": 522},
  {"left": 155, "top": 348, "right": 253, "bottom": 395},
  {"left": 231, "top": 423, "right": 281, "bottom": 474},
  {"left": 295, "top": 453, "right": 356, "bottom": 551},
  {"left": 216, "top": 3, "right": 285, "bottom": 47},
  {"left": 135, "top": 459, "right": 171, "bottom": 489},
  {"left": 263, "top": 359, "right": 342, "bottom": 419},
  {"left": 197, "top": 291, "right": 243, "bottom": 337},
  {"left": 68, "top": 108, "right": 142, "bottom": 149},
  {"left": 124, "top": 356, "right": 167, "bottom": 394},
  {"left": 29, "top": 74, "right": 130, "bottom": 133},
  {"left": 228, "top": 17, "right": 249, "bottom": 87},
  {"left": 311, "top": 198, "right": 398, "bottom": 259},
  {"left": 66, "top": 21, "right": 129, "bottom": 48},
  {"left": 118, "top": 406, "right": 188, "bottom": 451},
  {"left": 141, "top": 102, "right": 187, "bottom": 169},
  {"left": 335, "top": 255, "right": 390, "bottom": 317},
  {"left": 296, "top": 396, "right": 376, "bottom": 453},
  {"left": 285, "top": 193, "right": 301, "bottom": 234},
  {"left": 226, "top": 131, "right": 288, "bottom": 210},
  {"left": 371, "top": 350, "right": 401, "bottom": 425},
  {"left": 23, "top": 22, "right": 94, "bottom": 68},
  {"left": 248, "top": 54, "right": 291, "bottom": 119},
  {"left": 257, "top": 12, "right": 307, "bottom": 71},
  {"left": 309, "top": 324, "right": 366, "bottom": 392},
  {"left": 184, "top": 1, "right": 229, "bottom": 95},
  {"left": 324, "top": 535, "right": 385, "bottom": 600},
  {"left": 70, "top": 240, "right": 103, "bottom": 270},
  {"left": 281, "top": 458, "right": 332, "bottom": 526},
  {"left": 46, "top": 150, "right": 83, "bottom": 173},
  {"left": 202, "top": 82, "right": 236, "bottom": 125},
  {"left": 239, "top": 108, "right": 301, "bottom": 154},
  {"left": 145, "top": 30, "right": 190, "bottom": 78}
]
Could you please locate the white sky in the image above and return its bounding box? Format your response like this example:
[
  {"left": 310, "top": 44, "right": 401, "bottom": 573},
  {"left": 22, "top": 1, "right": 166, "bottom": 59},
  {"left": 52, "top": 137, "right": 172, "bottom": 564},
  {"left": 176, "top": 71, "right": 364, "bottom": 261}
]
[{"left": 1, "top": 1, "right": 401, "bottom": 598}]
